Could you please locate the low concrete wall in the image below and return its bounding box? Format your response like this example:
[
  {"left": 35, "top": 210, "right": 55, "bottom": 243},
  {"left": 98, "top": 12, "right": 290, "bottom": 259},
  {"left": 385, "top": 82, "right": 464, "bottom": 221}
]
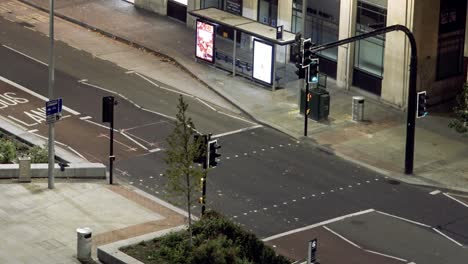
[
  {"left": 0, "top": 163, "right": 106, "bottom": 179},
  {"left": 98, "top": 226, "right": 186, "bottom": 264}
]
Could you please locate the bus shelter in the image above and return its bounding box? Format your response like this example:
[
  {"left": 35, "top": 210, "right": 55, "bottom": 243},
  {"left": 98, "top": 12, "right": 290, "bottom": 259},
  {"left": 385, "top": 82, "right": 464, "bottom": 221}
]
[{"left": 189, "top": 8, "right": 296, "bottom": 91}]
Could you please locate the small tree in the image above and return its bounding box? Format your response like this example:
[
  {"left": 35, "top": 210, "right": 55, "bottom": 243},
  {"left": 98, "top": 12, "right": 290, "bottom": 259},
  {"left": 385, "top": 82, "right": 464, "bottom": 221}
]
[
  {"left": 164, "top": 95, "right": 205, "bottom": 247},
  {"left": 0, "top": 139, "right": 16, "bottom": 164},
  {"left": 449, "top": 83, "right": 468, "bottom": 134}
]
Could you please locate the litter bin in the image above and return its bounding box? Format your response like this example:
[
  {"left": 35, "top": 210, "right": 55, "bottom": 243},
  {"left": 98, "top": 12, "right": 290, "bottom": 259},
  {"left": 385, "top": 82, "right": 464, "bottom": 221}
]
[
  {"left": 76, "top": 227, "right": 92, "bottom": 261},
  {"left": 352, "top": 96, "right": 365, "bottom": 121},
  {"left": 18, "top": 156, "right": 31, "bottom": 183}
]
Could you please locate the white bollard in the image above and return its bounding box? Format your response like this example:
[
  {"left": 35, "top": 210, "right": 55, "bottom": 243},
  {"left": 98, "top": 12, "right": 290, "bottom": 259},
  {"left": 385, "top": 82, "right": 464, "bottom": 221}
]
[{"left": 76, "top": 227, "right": 92, "bottom": 261}]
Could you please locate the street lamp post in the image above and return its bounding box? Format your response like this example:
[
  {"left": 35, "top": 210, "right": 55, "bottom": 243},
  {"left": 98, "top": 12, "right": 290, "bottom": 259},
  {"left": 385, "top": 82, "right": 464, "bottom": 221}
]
[{"left": 48, "top": 0, "right": 55, "bottom": 189}]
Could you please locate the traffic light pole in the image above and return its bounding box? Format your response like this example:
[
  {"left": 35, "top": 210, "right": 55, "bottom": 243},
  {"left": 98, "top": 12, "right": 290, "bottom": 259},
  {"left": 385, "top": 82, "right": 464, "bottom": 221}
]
[
  {"left": 109, "top": 111, "right": 114, "bottom": 184},
  {"left": 304, "top": 67, "right": 310, "bottom": 137},
  {"left": 201, "top": 155, "right": 207, "bottom": 216},
  {"left": 309, "top": 25, "right": 417, "bottom": 174}
]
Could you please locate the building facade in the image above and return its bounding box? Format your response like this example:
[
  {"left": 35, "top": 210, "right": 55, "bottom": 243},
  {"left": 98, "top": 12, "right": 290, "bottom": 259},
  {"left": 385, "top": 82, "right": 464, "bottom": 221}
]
[{"left": 135, "top": 0, "right": 468, "bottom": 109}]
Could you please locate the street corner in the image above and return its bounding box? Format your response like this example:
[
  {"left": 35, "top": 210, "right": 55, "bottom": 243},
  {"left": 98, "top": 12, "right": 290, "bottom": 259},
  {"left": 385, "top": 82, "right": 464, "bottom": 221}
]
[
  {"left": 92, "top": 183, "right": 187, "bottom": 247},
  {"left": 264, "top": 208, "right": 468, "bottom": 264},
  {"left": 263, "top": 212, "right": 403, "bottom": 264}
]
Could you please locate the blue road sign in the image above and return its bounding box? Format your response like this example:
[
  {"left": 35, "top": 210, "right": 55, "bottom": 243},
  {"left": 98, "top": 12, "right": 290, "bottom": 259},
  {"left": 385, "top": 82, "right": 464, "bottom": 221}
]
[{"left": 46, "top": 98, "right": 62, "bottom": 117}]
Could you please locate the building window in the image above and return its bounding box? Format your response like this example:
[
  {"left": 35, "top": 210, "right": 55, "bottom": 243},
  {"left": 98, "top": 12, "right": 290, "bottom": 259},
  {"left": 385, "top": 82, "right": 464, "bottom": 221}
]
[
  {"left": 354, "top": 0, "right": 387, "bottom": 78},
  {"left": 291, "top": 0, "right": 340, "bottom": 61},
  {"left": 436, "top": 0, "right": 467, "bottom": 80},
  {"left": 258, "top": 0, "right": 278, "bottom": 26},
  {"left": 201, "top": 0, "right": 223, "bottom": 9}
]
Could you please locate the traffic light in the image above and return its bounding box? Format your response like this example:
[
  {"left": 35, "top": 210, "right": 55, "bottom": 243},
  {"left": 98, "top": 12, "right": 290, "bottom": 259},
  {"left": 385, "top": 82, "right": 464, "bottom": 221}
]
[
  {"left": 302, "top": 38, "right": 313, "bottom": 66},
  {"left": 293, "top": 33, "right": 305, "bottom": 79},
  {"left": 198, "top": 196, "right": 205, "bottom": 204},
  {"left": 208, "top": 139, "right": 221, "bottom": 168},
  {"left": 417, "top": 91, "right": 428, "bottom": 118},
  {"left": 102, "top": 96, "right": 114, "bottom": 123},
  {"left": 308, "top": 58, "right": 319, "bottom": 84},
  {"left": 193, "top": 134, "right": 208, "bottom": 164}
]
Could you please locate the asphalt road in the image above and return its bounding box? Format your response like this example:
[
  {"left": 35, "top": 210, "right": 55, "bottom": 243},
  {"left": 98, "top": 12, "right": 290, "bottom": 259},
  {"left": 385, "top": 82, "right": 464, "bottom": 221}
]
[{"left": 1, "top": 14, "right": 468, "bottom": 263}]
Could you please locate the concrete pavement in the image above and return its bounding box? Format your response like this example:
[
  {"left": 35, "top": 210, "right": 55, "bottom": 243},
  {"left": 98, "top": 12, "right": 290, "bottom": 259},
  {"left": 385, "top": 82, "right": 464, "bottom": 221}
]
[
  {"left": 0, "top": 179, "right": 186, "bottom": 263},
  {"left": 9, "top": 0, "right": 467, "bottom": 193}
]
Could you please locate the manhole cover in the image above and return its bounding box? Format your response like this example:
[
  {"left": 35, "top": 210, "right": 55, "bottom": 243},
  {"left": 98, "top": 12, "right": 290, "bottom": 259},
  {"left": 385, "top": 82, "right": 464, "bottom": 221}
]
[{"left": 386, "top": 179, "right": 400, "bottom": 185}]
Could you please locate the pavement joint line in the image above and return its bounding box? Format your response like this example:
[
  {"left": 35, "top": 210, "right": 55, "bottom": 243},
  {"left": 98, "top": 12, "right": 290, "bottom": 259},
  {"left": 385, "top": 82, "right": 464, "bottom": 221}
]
[
  {"left": 443, "top": 193, "right": 468, "bottom": 207},
  {"left": 2, "top": 44, "right": 48, "bottom": 66},
  {"left": 323, "top": 225, "right": 362, "bottom": 249},
  {"left": 0, "top": 75, "right": 80, "bottom": 115},
  {"left": 429, "top": 190, "right": 441, "bottom": 195},
  {"left": 363, "top": 249, "right": 408, "bottom": 262},
  {"left": 432, "top": 228, "right": 464, "bottom": 247},
  {"left": 375, "top": 211, "right": 431, "bottom": 228},
  {"left": 262, "top": 209, "right": 375, "bottom": 241}
]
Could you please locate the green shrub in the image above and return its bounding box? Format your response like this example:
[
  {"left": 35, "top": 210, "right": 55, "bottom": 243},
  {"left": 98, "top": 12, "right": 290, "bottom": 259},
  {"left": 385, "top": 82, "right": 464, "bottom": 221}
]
[
  {"left": 28, "top": 145, "right": 48, "bottom": 163},
  {"left": 0, "top": 139, "right": 16, "bottom": 164},
  {"left": 192, "top": 235, "right": 243, "bottom": 264}
]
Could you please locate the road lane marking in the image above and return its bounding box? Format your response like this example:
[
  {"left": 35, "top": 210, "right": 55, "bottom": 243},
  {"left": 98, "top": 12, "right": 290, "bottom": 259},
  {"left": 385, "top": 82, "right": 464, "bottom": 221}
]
[
  {"left": 98, "top": 134, "right": 137, "bottom": 151},
  {"left": 80, "top": 116, "right": 92, "bottom": 120},
  {"left": 149, "top": 148, "right": 161, "bottom": 153},
  {"left": 2, "top": 44, "right": 48, "bottom": 66},
  {"left": 375, "top": 211, "right": 431, "bottom": 228},
  {"left": 196, "top": 97, "right": 217, "bottom": 111},
  {"left": 120, "top": 131, "right": 148, "bottom": 151},
  {"left": 432, "top": 228, "right": 463, "bottom": 247},
  {"left": 0, "top": 75, "right": 80, "bottom": 115},
  {"left": 326, "top": 225, "right": 408, "bottom": 262},
  {"left": 8, "top": 115, "right": 36, "bottom": 126},
  {"left": 323, "top": 226, "right": 362, "bottom": 249},
  {"left": 429, "top": 190, "right": 441, "bottom": 195},
  {"left": 84, "top": 119, "right": 118, "bottom": 132},
  {"left": 217, "top": 111, "right": 258, "bottom": 125},
  {"left": 363, "top": 250, "right": 407, "bottom": 262},
  {"left": 135, "top": 72, "right": 193, "bottom": 97},
  {"left": 67, "top": 146, "right": 86, "bottom": 160},
  {"left": 262, "top": 209, "right": 375, "bottom": 242},
  {"left": 212, "top": 124, "right": 263, "bottom": 138},
  {"left": 27, "top": 129, "right": 38, "bottom": 133},
  {"left": 443, "top": 193, "right": 468, "bottom": 208}
]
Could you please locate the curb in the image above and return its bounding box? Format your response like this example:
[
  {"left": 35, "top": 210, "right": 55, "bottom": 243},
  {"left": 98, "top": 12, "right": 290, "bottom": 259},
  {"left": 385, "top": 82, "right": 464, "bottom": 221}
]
[
  {"left": 97, "top": 225, "right": 186, "bottom": 264},
  {"left": 17, "top": 0, "right": 468, "bottom": 195},
  {"left": 17, "top": 0, "right": 257, "bottom": 122}
]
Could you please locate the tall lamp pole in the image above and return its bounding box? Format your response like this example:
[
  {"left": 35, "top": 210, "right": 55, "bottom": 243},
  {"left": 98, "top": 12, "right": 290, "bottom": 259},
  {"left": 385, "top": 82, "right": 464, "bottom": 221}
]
[{"left": 48, "top": 0, "right": 55, "bottom": 189}]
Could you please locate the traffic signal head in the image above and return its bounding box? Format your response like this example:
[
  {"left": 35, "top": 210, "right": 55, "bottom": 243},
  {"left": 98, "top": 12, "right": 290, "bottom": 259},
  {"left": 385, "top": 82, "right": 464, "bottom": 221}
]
[
  {"left": 417, "top": 91, "right": 428, "bottom": 118},
  {"left": 302, "top": 39, "right": 313, "bottom": 66},
  {"left": 193, "top": 134, "right": 208, "bottom": 164},
  {"left": 308, "top": 58, "right": 319, "bottom": 84},
  {"left": 102, "top": 96, "right": 115, "bottom": 123},
  {"left": 208, "top": 140, "right": 221, "bottom": 168}
]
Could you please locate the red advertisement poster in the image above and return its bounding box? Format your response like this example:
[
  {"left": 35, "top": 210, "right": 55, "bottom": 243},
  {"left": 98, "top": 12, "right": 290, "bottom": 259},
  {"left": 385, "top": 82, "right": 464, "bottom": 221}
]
[{"left": 196, "top": 21, "right": 215, "bottom": 63}]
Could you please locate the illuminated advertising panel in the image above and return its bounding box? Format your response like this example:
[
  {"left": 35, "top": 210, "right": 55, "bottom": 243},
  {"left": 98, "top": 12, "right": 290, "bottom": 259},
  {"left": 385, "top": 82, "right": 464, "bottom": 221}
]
[
  {"left": 253, "top": 39, "right": 274, "bottom": 85},
  {"left": 196, "top": 20, "right": 215, "bottom": 63}
]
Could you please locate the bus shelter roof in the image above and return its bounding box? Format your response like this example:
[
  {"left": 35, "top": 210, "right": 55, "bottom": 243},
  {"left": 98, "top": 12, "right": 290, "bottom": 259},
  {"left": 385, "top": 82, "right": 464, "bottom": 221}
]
[{"left": 189, "top": 8, "right": 296, "bottom": 46}]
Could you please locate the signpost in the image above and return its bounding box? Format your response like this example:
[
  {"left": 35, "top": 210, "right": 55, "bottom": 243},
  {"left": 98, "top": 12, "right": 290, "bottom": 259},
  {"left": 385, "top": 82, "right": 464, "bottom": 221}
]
[{"left": 45, "top": 98, "right": 62, "bottom": 124}]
